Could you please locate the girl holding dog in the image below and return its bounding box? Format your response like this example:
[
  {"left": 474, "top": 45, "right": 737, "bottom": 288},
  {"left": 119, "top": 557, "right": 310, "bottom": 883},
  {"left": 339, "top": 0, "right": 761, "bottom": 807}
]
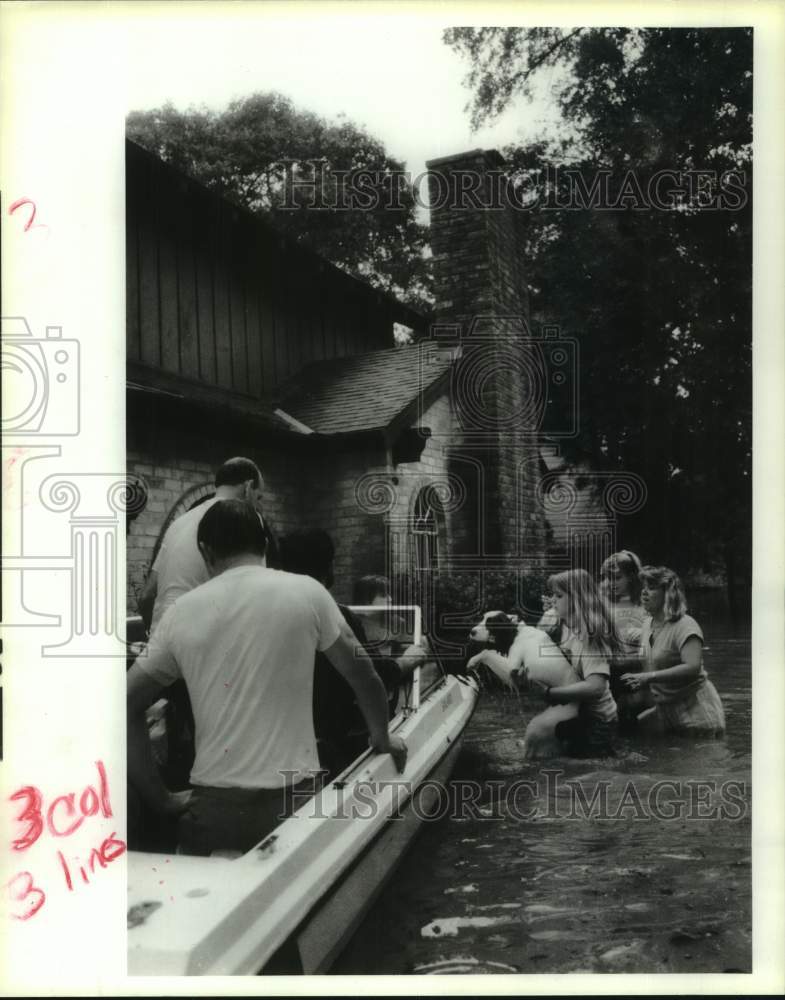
[
  {"left": 621, "top": 566, "right": 725, "bottom": 735},
  {"left": 542, "top": 568, "right": 621, "bottom": 756}
]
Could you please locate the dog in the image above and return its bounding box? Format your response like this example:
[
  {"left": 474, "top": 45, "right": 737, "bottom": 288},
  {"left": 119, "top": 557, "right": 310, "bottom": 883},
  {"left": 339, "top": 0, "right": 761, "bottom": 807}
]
[
  {"left": 468, "top": 611, "right": 581, "bottom": 758},
  {"left": 469, "top": 611, "right": 522, "bottom": 660}
]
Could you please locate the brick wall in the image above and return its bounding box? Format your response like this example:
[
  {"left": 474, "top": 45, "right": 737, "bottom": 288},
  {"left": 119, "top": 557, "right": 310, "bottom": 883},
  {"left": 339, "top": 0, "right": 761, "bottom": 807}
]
[
  {"left": 302, "top": 393, "right": 457, "bottom": 605},
  {"left": 126, "top": 415, "right": 310, "bottom": 613},
  {"left": 126, "top": 391, "right": 457, "bottom": 614},
  {"left": 427, "top": 148, "right": 546, "bottom": 568}
]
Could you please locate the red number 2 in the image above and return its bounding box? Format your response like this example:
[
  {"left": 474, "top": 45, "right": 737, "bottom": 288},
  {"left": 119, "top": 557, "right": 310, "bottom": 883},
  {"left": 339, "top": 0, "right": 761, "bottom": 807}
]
[
  {"left": 9, "top": 786, "right": 44, "bottom": 851},
  {"left": 9, "top": 197, "right": 48, "bottom": 233},
  {"left": 6, "top": 871, "right": 46, "bottom": 920}
]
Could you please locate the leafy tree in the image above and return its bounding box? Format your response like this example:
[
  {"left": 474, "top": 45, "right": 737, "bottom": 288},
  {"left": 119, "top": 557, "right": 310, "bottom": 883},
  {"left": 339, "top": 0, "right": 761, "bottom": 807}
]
[
  {"left": 446, "top": 27, "right": 752, "bottom": 598},
  {"left": 127, "top": 92, "right": 432, "bottom": 310}
]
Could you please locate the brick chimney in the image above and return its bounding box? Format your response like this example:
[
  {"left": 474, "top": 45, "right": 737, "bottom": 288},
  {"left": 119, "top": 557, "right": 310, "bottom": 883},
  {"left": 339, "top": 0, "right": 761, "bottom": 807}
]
[{"left": 426, "top": 148, "right": 545, "bottom": 566}]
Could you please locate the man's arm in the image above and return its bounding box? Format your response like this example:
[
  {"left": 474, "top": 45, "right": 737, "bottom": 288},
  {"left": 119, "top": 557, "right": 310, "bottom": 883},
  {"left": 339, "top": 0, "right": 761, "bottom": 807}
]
[
  {"left": 138, "top": 569, "right": 158, "bottom": 633},
  {"left": 127, "top": 662, "right": 191, "bottom": 815},
  {"left": 323, "top": 620, "right": 407, "bottom": 772}
]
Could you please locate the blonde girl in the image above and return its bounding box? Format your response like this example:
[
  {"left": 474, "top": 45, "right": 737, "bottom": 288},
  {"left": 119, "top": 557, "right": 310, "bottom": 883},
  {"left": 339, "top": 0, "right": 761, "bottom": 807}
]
[
  {"left": 621, "top": 566, "right": 725, "bottom": 734},
  {"left": 599, "top": 550, "right": 648, "bottom": 724},
  {"left": 543, "top": 568, "right": 621, "bottom": 756}
]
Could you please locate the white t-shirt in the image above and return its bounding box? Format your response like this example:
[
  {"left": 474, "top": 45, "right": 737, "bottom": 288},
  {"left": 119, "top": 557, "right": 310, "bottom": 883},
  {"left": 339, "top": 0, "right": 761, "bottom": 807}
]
[
  {"left": 150, "top": 498, "right": 219, "bottom": 634},
  {"left": 559, "top": 631, "right": 618, "bottom": 723},
  {"left": 138, "top": 565, "right": 344, "bottom": 789}
]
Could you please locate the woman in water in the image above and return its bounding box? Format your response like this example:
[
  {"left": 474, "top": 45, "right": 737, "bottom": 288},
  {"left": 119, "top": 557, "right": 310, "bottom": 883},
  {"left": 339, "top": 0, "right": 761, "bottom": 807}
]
[
  {"left": 621, "top": 566, "right": 725, "bottom": 734},
  {"left": 542, "top": 568, "right": 621, "bottom": 756},
  {"left": 599, "top": 550, "right": 648, "bottom": 726}
]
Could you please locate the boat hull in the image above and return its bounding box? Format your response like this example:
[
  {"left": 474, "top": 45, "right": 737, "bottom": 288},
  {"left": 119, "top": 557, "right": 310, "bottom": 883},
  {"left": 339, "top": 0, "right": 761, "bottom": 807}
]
[
  {"left": 291, "top": 733, "right": 466, "bottom": 974},
  {"left": 128, "top": 673, "right": 479, "bottom": 975}
]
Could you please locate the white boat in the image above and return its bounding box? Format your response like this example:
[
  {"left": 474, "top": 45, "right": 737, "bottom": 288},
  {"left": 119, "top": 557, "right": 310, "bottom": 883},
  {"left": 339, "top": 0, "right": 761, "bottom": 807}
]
[{"left": 127, "top": 606, "right": 480, "bottom": 975}]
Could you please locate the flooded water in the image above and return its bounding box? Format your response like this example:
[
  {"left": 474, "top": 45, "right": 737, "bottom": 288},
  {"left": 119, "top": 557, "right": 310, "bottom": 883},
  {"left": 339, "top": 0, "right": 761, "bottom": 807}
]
[{"left": 334, "top": 592, "right": 751, "bottom": 975}]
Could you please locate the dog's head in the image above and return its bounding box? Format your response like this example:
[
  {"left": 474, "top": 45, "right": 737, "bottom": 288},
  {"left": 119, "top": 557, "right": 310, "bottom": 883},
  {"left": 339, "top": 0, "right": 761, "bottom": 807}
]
[{"left": 469, "top": 611, "right": 520, "bottom": 657}]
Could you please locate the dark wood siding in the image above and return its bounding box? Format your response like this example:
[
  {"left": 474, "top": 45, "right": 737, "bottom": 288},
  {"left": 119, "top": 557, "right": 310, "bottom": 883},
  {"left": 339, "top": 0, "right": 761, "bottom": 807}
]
[{"left": 126, "top": 140, "right": 425, "bottom": 400}]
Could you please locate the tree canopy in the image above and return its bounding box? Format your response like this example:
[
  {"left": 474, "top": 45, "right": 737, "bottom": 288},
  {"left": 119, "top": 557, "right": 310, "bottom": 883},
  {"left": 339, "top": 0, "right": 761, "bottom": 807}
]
[
  {"left": 127, "top": 93, "right": 432, "bottom": 310},
  {"left": 446, "top": 27, "right": 752, "bottom": 591}
]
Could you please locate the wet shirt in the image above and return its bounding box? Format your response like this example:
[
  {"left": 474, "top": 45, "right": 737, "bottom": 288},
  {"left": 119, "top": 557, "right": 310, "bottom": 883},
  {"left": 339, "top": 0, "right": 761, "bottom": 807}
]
[
  {"left": 612, "top": 599, "right": 646, "bottom": 649},
  {"left": 559, "top": 632, "right": 618, "bottom": 723},
  {"left": 641, "top": 613, "right": 707, "bottom": 704},
  {"left": 609, "top": 599, "right": 647, "bottom": 670}
]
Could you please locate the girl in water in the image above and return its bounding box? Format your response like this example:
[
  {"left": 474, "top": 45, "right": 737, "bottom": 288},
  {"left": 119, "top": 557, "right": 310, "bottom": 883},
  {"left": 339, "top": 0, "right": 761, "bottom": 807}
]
[
  {"left": 621, "top": 566, "right": 725, "bottom": 734},
  {"left": 599, "top": 550, "right": 648, "bottom": 726},
  {"left": 599, "top": 549, "right": 646, "bottom": 642},
  {"left": 542, "top": 568, "right": 621, "bottom": 756}
]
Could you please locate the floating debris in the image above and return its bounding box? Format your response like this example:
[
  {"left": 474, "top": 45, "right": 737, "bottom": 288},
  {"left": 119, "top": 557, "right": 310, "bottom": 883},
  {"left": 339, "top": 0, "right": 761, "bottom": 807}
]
[
  {"left": 598, "top": 941, "right": 646, "bottom": 963},
  {"left": 421, "top": 915, "right": 517, "bottom": 938}
]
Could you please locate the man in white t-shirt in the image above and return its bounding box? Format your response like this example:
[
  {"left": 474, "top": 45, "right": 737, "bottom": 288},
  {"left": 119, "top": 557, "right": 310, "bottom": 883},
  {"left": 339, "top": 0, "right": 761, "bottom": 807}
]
[
  {"left": 127, "top": 499, "right": 407, "bottom": 856},
  {"left": 139, "top": 456, "right": 266, "bottom": 636}
]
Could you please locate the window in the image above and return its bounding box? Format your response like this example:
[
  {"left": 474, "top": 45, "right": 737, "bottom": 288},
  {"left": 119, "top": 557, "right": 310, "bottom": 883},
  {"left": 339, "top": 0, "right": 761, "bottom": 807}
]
[{"left": 412, "top": 486, "right": 441, "bottom": 572}]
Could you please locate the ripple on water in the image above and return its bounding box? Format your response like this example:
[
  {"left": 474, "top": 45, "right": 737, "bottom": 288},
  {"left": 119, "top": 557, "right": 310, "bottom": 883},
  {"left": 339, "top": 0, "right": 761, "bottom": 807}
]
[
  {"left": 332, "top": 621, "right": 750, "bottom": 976},
  {"left": 414, "top": 956, "right": 518, "bottom": 974},
  {"left": 529, "top": 929, "right": 579, "bottom": 942}
]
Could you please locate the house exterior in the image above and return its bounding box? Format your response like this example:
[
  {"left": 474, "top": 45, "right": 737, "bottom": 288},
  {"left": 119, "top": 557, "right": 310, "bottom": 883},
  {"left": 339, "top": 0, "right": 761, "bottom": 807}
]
[{"left": 125, "top": 140, "right": 553, "bottom": 622}]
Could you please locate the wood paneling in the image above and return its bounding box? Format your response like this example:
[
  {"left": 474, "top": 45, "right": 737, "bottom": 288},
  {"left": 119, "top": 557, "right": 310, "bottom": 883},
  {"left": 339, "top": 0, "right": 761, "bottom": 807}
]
[{"left": 126, "top": 140, "right": 423, "bottom": 401}]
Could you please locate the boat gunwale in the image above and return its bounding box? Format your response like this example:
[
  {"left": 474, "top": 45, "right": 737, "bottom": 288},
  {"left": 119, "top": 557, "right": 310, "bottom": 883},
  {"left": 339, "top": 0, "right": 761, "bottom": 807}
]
[{"left": 128, "top": 673, "right": 479, "bottom": 976}]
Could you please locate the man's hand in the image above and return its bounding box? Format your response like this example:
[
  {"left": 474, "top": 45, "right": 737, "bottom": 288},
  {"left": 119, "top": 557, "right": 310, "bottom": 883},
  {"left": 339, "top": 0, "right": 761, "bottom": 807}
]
[
  {"left": 162, "top": 789, "right": 193, "bottom": 817},
  {"left": 371, "top": 733, "right": 408, "bottom": 773}
]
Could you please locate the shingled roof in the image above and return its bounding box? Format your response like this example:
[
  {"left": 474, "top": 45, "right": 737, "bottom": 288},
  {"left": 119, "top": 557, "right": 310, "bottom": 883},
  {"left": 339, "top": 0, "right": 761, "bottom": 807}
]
[{"left": 275, "top": 343, "right": 455, "bottom": 435}]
